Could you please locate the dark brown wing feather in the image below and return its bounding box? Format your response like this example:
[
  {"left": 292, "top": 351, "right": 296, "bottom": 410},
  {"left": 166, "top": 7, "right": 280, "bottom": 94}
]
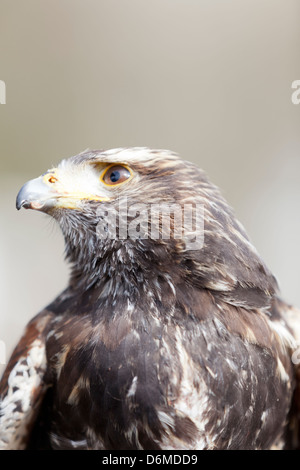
[
  {"left": 279, "top": 303, "right": 300, "bottom": 449},
  {"left": 0, "top": 311, "right": 53, "bottom": 449}
]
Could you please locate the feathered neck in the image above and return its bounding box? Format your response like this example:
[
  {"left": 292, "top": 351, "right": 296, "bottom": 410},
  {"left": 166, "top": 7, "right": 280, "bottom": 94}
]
[{"left": 57, "top": 210, "right": 181, "bottom": 314}]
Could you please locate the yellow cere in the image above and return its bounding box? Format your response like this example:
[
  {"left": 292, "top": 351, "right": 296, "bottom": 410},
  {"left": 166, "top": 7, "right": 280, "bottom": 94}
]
[{"left": 42, "top": 169, "right": 110, "bottom": 209}]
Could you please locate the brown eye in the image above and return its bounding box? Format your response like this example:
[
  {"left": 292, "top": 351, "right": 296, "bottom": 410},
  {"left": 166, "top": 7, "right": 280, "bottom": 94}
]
[{"left": 102, "top": 165, "right": 131, "bottom": 186}]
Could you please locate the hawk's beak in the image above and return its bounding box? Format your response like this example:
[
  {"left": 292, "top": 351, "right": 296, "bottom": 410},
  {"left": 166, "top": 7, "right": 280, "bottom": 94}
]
[
  {"left": 16, "top": 170, "right": 110, "bottom": 212},
  {"left": 16, "top": 175, "right": 59, "bottom": 211}
]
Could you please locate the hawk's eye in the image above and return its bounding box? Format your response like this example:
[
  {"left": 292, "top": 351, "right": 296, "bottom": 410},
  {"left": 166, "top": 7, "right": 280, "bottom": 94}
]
[{"left": 102, "top": 165, "right": 131, "bottom": 186}]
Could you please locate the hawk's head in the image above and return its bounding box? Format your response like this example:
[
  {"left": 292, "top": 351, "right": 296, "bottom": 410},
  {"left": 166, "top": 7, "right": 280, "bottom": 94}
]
[{"left": 16, "top": 148, "right": 278, "bottom": 311}]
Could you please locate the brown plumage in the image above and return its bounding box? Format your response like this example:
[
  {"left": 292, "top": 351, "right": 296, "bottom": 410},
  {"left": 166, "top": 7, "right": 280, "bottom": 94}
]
[{"left": 1, "top": 148, "right": 300, "bottom": 449}]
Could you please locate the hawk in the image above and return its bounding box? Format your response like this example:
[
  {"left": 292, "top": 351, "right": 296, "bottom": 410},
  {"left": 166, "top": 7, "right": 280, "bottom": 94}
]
[{"left": 1, "top": 148, "right": 300, "bottom": 450}]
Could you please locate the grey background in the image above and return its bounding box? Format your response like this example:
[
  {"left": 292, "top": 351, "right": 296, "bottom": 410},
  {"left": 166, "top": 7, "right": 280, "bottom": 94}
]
[{"left": 1, "top": 0, "right": 300, "bottom": 375}]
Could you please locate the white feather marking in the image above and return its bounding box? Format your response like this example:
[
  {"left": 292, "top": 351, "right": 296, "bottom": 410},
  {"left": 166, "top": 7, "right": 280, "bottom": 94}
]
[
  {"left": 0, "top": 339, "right": 47, "bottom": 450},
  {"left": 159, "top": 327, "right": 214, "bottom": 450},
  {"left": 276, "top": 358, "right": 290, "bottom": 382},
  {"left": 127, "top": 376, "right": 138, "bottom": 398},
  {"left": 268, "top": 319, "right": 297, "bottom": 350},
  {"left": 157, "top": 411, "right": 175, "bottom": 431}
]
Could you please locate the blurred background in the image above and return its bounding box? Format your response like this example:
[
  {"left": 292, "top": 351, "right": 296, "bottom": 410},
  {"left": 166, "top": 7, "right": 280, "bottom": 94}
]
[{"left": 1, "top": 0, "right": 300, "bottom": 375}]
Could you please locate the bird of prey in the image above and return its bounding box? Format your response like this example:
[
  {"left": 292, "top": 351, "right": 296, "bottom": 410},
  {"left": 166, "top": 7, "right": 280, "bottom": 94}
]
[{"left": 1, "top": 147, "right": 300, "bottom": 450}]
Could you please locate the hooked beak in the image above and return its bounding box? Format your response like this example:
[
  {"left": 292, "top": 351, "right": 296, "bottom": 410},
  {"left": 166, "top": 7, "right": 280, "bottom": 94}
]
[
  {"left": 16, "top": 175, "right": 59, "bottom": 211},
  {"left": 16, "top": 169, "right": 110, "bottom": 212}
]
